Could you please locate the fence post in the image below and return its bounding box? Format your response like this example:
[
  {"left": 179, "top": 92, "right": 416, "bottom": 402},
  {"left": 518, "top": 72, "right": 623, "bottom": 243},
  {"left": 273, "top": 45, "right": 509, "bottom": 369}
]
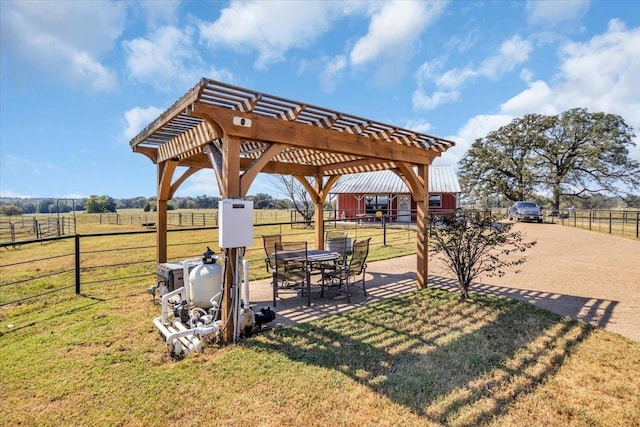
[
  {"left": 75, "top": 234, "right": 81, "bottom": 295},
  {"left": 636, "top": 212, "right": 639, "bottom": 239},
  {"left": 382, "top": 215, "right": 387, "bottom": 246},
  {"left": 609, "top": 211, "right": 612, "bottom": 234}
]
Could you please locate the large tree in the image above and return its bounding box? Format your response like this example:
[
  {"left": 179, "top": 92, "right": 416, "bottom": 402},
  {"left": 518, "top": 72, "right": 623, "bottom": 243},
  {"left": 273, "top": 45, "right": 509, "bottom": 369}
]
[
  {"left": 536, "top": 108, "right": 639, "bottom": 209},
  {"left": 459, "top": 109, "right": 640, "bottom": 209},
  {"left": 459, "top": 114, "right": 548, "bottom": 203}
]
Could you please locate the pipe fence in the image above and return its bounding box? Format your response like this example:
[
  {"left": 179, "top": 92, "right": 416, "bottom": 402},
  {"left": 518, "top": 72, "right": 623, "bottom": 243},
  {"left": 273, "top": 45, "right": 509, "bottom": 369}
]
[{"left": 0, "top": 219, "right": 419, "bottom": 307}]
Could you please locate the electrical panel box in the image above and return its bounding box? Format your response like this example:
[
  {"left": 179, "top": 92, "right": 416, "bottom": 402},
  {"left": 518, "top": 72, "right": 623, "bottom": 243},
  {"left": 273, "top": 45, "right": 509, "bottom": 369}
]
[{"left": 219, "top": 199, "right": 254, "bottom": 248}]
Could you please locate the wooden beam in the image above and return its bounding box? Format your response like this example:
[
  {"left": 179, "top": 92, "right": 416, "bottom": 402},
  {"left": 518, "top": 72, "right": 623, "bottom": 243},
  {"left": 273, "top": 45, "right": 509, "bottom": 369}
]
[
  {"left": 203, "top": 143, "right": 225, "bottom": 196},
  {"left": 313, "top": 176, "right": 324, "bottom": 252},
  {"left": 192, "top": 104, "right": 438, "bottom": 166},
  {"left": 319, "top": 158, "right": 396, "bottom": 175},
  {"left": 220, "top": 135, "right": 242, "bottom": 344},
  {"left": 240, "top": 143, "right": 287, "bottom": 196},
  {"left": 156, "top": 160, "right": 178, "bottom": 264},
  {"left": 130, "top": 81, "right": 202, "bottom": 149},
  {"left": 169, "top": 167, "right": 200, "bottom": 199},
  {"left": 157, "top": 121, "right": 221, "bottom": 163},
  {"left": 415, "top": 164, "right": 429, "bottom": 289},
  {"left": 132, "top": 145, "right": 158, "bottom": 163},
  {"left": 395, "top": 162, "right": 425, "bottom": 202}
]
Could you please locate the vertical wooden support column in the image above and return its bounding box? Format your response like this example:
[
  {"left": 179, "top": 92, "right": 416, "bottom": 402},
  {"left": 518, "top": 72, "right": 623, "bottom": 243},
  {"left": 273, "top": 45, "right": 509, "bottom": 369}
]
[
  {"left": 220, "top": 135, "right": 241, "bottom": 344},
  {"left": 156, "top": 160, "right": 177, "bottom": 264},
  {"left": 314, "top": 176, "right": 324, "bottom": 250},
  {"left": 416, "top": 164, "right": 429, "bottom": 289}
]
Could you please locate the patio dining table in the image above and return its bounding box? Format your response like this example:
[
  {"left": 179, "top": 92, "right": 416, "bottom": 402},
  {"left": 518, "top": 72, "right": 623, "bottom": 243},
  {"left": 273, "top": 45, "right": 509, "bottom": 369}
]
[{"left": 272, "top": 249, "right": 342, "bottom": 305}]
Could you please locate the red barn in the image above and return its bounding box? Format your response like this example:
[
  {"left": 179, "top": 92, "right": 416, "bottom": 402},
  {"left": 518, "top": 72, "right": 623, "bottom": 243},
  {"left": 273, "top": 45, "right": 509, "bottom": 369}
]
[{"left": 330, "top": 165, "right": 461, "bottom": 222}]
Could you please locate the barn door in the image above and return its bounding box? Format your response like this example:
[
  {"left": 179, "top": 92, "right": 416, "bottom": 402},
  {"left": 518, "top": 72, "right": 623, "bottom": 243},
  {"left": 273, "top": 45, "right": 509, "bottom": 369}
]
[{"left": 398, "top": 195, "right": 411, "bottom": 222}]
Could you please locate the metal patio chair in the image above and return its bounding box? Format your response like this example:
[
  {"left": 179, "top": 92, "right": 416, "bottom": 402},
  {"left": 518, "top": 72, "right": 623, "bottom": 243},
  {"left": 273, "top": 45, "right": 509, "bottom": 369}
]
[{"left": 321, "top": 237, "right": 371, "bottom": 303}]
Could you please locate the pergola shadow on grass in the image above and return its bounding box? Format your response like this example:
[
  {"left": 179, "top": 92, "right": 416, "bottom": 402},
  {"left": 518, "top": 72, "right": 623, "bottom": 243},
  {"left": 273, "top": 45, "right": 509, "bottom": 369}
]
[
  {"left": 429, "top": 275, "right": 619, "bottom": 329},
  {"left": 246, "top": 289, "right": 592, "bottom": 424}
]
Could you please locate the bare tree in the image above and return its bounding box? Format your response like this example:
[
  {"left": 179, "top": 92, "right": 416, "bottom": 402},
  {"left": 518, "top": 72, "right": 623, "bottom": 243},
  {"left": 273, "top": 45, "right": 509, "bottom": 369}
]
[
  {"left": 271, "top": 175, "right": 314, "bottom": 226},
  {"left": 427, "top": 216, "right": 537, "bottom": 300}
]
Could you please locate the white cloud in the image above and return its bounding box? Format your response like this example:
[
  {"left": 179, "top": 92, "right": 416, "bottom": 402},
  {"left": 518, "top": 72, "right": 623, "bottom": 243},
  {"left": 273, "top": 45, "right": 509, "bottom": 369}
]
[
  {"left": 413, "top": 35, "right": 532, "bottom": 110},
  {"left": 403, "top": 119, "right": 432, "bottom": 134},
  {"left": 199, "top": 0, "right": 340, "bottom": 70},
  {"left": 124, "top": 26, "right": 203, "bottom": 90},
  {"left": 0, "top": 0, "right": 124, "bottom": 91},
  {"left": 526, "top": 0, "right": 590, "bottom": 29},
  {"left": 412, "top": 90, "right": 460, "bottom": 110},
  {"left": 123, "top": 106, "right": 164, "bottom": 141},
  {"left": 447, "top": 18, "right": 640, "bottom": 168},
  {"left": 174, "top": 169, "right": 221, "bottom": 197},
  {"left": 350, "top": 0, "right": 446, "bottom": 66},
  {"left": 438, "top": 114, "right": 513, "bottom": 168},
  {"left": 0, "top": 189, "right": 33, "bottom": 198},
  {"left": 320, "top": 55, "right": 347, "bottom": 93},
  {"left": 553, "top": 19, "right": 640, "bottom": 162},
  {"left": 480, "top": 35, "right": 532, "bottom": 78},
  {"left": 499, "top": 80, "right": 556, "bottom": 116},
  {"left": 138, "top": 0, "right": 180, "bottom": 27},
  {"left": 3, "top": 155, "right": 55, "bottom": 176}
]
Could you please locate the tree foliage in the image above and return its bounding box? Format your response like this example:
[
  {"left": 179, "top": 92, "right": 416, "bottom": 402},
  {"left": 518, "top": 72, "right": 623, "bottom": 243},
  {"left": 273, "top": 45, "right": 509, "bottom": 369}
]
[
  {"left": 459, "top": 114, "right": 547, "bottom": 202},
  {"left": 428, "top": 217, "right": 536, "bottom": 300},
  {"left": 459, "top": 109, "right": 640, "bottom": 209},
  {"left": 85, "top": 195, "right": 117, "bottom": 213}
]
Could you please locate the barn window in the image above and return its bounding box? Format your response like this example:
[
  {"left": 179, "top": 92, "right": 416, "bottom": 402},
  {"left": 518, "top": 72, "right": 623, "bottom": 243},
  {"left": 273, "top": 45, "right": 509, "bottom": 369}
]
[
  {"left": 429, "top": 194, "right": 442, "bottom": 208},
  {"left": 365, "top": 195, "right": 388, "bottom": 215}
]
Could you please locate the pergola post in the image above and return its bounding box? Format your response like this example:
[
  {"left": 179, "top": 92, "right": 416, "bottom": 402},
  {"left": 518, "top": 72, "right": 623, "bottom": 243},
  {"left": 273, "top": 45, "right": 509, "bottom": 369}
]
[
  {"left": 219, "top": 135, "right": 241, "bottom": 344},
  {"left": 156, "top": 160, "right": 178, "bottom": 264},
  {"left": 416, "top": 164, "right": 429, "bottom": 289}
]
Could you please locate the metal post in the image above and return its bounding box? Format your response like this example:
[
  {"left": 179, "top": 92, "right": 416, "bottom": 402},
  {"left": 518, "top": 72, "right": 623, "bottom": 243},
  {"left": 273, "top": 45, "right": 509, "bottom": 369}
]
[
  {"left": 609, "top": 211, "right": 612, "bottom": 234},
  {"left": 75, "top": 234, "right": 81, "bottom": 294},
  {"left": 382, "top": 215, "right": 387, "bottom": 246}
]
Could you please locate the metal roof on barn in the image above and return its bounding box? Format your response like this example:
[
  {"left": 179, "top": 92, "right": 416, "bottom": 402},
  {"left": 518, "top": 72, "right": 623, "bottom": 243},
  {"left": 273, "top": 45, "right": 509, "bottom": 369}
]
[{"left": 330, "top": 165, "right": 461, "bottom": 194}]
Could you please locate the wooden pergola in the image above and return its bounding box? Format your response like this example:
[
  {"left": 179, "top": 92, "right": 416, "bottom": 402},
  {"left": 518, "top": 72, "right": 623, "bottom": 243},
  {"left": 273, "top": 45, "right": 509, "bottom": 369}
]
[{"left": 130, "top": 78, "right": 454, "bottom": 342}]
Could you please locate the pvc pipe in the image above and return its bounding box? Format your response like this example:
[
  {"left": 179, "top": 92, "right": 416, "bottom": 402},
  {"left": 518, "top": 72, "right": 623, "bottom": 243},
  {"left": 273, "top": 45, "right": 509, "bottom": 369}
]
[
  {"left": 241, "top": 259, "right": 250, "bottom": 306},
  {"left": 153, "top": 317, "right": 187, "bottom": 355},
  {"left": 161, "top": 287, "right": 185, "bottom": 324},
  {"left": 174, "top": 320, "right": 202, "bottom": 353}
]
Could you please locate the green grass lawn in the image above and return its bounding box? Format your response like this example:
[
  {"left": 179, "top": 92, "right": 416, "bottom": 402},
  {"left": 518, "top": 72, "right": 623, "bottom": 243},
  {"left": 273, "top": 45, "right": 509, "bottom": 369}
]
[{"left": 1, "top": 283, "right": 638, "bottom": 426}]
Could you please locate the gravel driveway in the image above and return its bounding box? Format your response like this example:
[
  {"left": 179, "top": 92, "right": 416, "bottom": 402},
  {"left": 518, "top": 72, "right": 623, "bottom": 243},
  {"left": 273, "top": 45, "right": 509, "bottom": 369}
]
[
  {"left": 250, "top": 222, "right": 639, "bottom": 342},
  {"left": 429, "top": 222, "right": 640, "bottom": 342}
]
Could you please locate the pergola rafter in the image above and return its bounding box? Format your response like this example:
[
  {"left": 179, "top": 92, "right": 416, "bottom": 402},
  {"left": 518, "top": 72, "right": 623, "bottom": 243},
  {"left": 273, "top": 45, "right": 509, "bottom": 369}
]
[{"left": 130, "top": 78, "right": 455, "bottom": 343}]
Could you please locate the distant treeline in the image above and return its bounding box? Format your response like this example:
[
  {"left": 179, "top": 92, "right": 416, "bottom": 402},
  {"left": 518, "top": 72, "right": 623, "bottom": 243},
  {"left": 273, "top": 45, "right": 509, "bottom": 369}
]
[{"left": 0, "top": 193, "right": 295, "bottom": 215}]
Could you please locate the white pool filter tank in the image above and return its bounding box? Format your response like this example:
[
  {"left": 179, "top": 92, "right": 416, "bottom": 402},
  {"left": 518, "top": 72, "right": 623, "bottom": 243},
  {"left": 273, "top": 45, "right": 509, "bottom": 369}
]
[{"left": 188, "top": 247, "right": 222, "bottom": 308}]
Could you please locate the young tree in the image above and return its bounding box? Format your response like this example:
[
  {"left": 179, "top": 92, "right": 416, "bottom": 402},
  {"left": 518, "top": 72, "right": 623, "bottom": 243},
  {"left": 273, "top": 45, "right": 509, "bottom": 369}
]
[
  {"left": 271, "top": 175, "right": 314, "bottom": 225},
  {"left": 427, "top": 216, "right": 536, "bottom": 300}
]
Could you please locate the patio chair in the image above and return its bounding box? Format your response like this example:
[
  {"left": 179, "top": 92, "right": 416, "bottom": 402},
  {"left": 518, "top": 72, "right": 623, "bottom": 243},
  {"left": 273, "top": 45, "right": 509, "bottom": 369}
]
[
  {"left": 321, "top": 237, "right": 371, "bottom": 303},
  {"left": 262, "top": 234, "right": 281, "bottom": 274},
  {"left": 325, "top": 230, "right": 351, "bottom": 261},
  {"left": 273, "top": 240, "right": 310, "bottom": 306}
]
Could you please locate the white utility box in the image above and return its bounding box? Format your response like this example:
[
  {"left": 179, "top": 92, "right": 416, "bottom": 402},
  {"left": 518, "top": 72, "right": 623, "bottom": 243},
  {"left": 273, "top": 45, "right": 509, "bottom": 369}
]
[{"left": 219, "top": 199, "right": 254, "bottom": 248}]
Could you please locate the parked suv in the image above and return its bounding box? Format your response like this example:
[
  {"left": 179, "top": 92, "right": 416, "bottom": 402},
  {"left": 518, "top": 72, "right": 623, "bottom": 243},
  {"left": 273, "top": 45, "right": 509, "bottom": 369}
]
[{"left": 508, "top": 201, "right": 543, "bottom": 223}]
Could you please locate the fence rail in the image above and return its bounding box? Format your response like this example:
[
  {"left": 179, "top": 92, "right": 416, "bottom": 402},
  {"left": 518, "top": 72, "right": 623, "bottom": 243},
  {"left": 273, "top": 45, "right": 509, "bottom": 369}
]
[
  {"left": 543, "top": 209, "right": 640, "bottom": 238},
  {"left": 0, "top": 219, "right": 419, "bottom": 307}
]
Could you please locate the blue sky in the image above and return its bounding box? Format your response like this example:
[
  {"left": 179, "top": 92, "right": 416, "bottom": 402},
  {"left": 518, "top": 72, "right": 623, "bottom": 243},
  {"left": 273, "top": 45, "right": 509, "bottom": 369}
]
[{"left": 1, "top": 0, "right": 639, "bottom": 200}]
